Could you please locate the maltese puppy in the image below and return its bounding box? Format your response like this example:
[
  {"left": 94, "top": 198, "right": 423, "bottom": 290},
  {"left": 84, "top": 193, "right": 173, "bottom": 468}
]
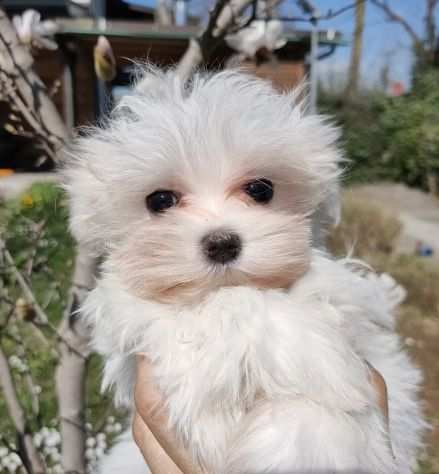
[{"left": 64, "top": 67, "right": 425, "bottom": 473}]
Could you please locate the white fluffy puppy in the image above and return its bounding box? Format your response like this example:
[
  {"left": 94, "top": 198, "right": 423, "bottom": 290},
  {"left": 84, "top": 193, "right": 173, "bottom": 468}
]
[{"left": 64, "top": 67, "right": 425, "bottom": 473}]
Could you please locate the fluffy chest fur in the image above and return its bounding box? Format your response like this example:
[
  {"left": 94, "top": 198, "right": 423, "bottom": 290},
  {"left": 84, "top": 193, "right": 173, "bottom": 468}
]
[{"left": 83, "top": 253, "right": 425, "bottom": 473}]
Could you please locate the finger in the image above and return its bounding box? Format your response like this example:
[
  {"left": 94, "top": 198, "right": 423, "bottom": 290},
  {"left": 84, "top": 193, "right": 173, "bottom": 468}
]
[
  {"left": 134, "top": 354, "right": 164, "bottom": 422},
  {"left": 365, "top": 361, "right": 389, "bottom": 422},
  {"left": 134, "top": 355, "right": 205, "bottom": 474},
  {"left": 365, "top": 361, "right": 395, "bottom": 460},
  {"left": 132, "top": 410, "right": 148, "bottom": 448},
  {"left": 132, "top": 411, "right": 183, "bottom": 474}
]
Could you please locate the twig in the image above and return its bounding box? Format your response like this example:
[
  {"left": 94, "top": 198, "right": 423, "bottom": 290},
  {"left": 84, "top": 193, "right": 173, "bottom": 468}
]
[
  {"left": 0, "top": 34, "right": 65, "bottom": 147},
  {"left": 369, "top": 0, "right": 421, "bottom": 46},
  {"left": 0, "top": 240, "right": 87, "bottom": 359},
  {"left": 321, "top": 0, "right": 366, "bottom": 20},
  {"left": 25, "top": 220, "right": 46, "bottom": 278},
  {"left": 0, "top": 9, "right": 68, "bottom": 163},
  {"left": 0, "top": 239, "right": 49, "bottom": 325},
  {"left": 279, "top": 0, "right": 366, "bottom": 22}
]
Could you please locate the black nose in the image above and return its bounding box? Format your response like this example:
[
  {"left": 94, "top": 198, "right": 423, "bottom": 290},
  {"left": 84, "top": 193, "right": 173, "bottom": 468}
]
[{"left": 201, "top": 230, "right": 242, "bottom": 264}]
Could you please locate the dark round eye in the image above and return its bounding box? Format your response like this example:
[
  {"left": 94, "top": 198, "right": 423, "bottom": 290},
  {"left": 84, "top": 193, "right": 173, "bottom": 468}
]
[
  {"left": 244, "top": 179, "right": 274, "bottom": 203},
  {"left": 146, "top": 190, "right": 179, "bottom": 214}
]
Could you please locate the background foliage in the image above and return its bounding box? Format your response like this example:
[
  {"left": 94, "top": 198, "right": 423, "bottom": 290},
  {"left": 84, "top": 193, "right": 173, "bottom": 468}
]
[
  {"left": 320, "top": 69, "right": 439, "bottom": 192},
  {"left": 0, "top": 185, "right": 125, "bottom": 473}
]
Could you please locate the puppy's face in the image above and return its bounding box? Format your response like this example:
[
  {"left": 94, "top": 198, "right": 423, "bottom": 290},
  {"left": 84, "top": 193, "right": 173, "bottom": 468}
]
[
  {"left": 65, "top": 69, "right": 341, "bottom": 304},
  {"left": 109, "top": 166, "right": 311, "bottom": 303}
]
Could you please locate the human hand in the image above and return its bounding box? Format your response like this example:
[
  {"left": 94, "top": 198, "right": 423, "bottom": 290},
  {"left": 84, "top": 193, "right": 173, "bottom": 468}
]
[
  {"left": 133, "top": 355, "right": 392, "bottom": 473},
  {"left": 133, "top": 354, "right": 204, "bottom": 474}
]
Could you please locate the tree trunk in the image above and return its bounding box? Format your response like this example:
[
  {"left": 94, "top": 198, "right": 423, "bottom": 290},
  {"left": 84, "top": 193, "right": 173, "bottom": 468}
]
[
  {"left": 424, "top": 0, "right": 438, "bottom": 64},
  {"left": 345, "top": 0, "right": 366, "bottom": 99},
  {"left": 55, "top": 248, "right": 95, "bottom": 474}
]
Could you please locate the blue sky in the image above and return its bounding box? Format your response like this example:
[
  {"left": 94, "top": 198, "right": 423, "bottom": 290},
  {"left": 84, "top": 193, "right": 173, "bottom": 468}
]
[
  {"left": 281, "top": 0, "right": 438, "bottom": 90},
  {"left": 125, "top": 1, "right": 437, "bottom": 89}
]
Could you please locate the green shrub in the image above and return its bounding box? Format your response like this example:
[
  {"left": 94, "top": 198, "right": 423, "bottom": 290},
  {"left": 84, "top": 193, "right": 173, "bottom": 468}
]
[
  {"left": 319, "top": 69, "right": 439, "bottom": 192},
  {"left": 0, "top": 183, "right": 125, "bottom": 466}
]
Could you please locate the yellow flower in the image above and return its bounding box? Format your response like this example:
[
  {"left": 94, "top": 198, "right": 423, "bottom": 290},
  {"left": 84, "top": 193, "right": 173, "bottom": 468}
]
[{"left": 21, "top": 194, "right": 34, "bottom": 208}]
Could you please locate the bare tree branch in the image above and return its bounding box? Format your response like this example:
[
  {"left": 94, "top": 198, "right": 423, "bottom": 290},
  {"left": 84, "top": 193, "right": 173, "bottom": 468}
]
[
  {"left": 0, "top": 239, "right": 88, "bottom": 357},
  {"left": 0, "top": 239, "right": 50, "bottom": 326},
  {"left": 173, "top": 0, "right": 258, "bottom": 80},
  {"left": 0, "top": 9, "right": 68, "bottom": 154},
  {"left": 322, "top": 0, "right": 364, "bottom": 19},
  {"left": 279, "top": 0, "right": 365, "bottom": 22},
  {"left": 369, "top": 0, "right": 422, "bottom": 47}
]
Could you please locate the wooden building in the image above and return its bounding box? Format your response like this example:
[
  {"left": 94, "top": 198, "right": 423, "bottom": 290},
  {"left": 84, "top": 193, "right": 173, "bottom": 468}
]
[
  {"left": 43, "top": 19, "right": 343, "bottom": 127},
  {"left": 1, "top": 15, "right": 343, "bottom": 169}
]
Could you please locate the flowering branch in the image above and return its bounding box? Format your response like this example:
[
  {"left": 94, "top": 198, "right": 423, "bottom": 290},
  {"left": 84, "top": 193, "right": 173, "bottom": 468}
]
[{"left": 0, "top": 344, "right": 45, "bottom": 474}]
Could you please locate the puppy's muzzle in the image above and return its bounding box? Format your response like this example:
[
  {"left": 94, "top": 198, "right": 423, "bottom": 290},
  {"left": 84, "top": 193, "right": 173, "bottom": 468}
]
[{"left": 201, "top": 230, "right": 241, "bottom": 264}]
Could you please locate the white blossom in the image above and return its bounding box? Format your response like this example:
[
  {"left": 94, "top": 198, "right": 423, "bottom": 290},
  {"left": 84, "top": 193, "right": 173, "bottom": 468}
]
[
  {"left": 226, "top": 19, "right": 286, "bottom": 58},
  {"left": 12, "top": 9, "right": 58, "bottom": 50},
  {"left": 86, "top": 437, "right": 96, "bottom": 448},
  {"left": 8, "top": 355, "right": 27, "bottom": 373},
  {"left": 85, "top": 448, "right": 96, "bottom": 461}
]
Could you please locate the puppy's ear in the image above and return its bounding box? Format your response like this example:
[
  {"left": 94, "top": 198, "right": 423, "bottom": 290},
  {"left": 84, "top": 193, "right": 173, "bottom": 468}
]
[
  {"left": 286, "top": 85, "right": 344, "bottom": 209},
  {"left": 133, "top": 63, "right": 186, "bottom": 100},
  {"left": 61, "top": 136, "right": 111, "bottom": 255},
  {"left": 62, "top": 64, "right": 180, "bottom": 255}
]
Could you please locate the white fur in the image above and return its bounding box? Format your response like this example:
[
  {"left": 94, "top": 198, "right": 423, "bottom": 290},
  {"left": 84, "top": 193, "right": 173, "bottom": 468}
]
[{"left": 63, "top": 67, "right": 425, "bottom": 473}]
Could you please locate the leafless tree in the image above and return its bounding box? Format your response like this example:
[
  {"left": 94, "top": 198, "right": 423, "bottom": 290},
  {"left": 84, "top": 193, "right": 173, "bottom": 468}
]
[{"left": 370, "top": 0, "right": 438, "bottom": 66}]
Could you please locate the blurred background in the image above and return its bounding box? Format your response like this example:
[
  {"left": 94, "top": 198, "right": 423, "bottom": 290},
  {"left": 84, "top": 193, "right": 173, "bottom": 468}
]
[{"left": 0, "top": 1, "right": 438, "bottom": 473}]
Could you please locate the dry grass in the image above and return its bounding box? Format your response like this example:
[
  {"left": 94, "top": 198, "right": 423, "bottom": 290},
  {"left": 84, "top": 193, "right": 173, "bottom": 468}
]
[
  {"left": 328, "top": 193, "right": 402, "bottom": 259},
  {"left": 328, "top": 193, "right": 439, "bottom": 474}
]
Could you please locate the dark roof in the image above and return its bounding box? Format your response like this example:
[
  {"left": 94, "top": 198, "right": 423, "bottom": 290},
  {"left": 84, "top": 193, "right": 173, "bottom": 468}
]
[
  {"left": 56, "top": 18, "right": 345, "bottom": 47},
  {"left": 2, "top": 0, "right": 68, "bottom": 15}
]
